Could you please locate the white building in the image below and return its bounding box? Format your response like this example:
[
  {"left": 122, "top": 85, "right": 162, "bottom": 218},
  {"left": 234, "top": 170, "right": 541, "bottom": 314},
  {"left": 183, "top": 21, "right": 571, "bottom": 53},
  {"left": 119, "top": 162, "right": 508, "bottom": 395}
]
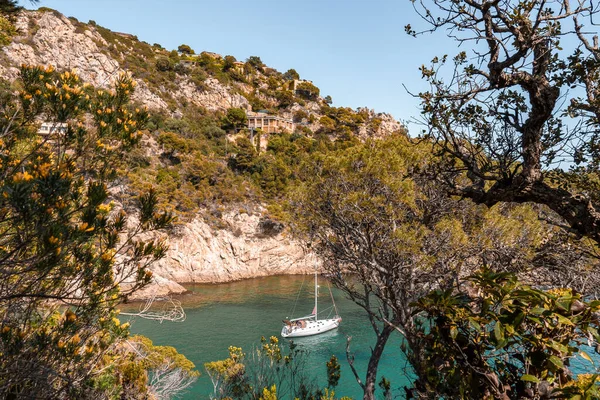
[
  {"left": 37, "top": 122, "right": 68, "bottom": 136},
  {"left": 246, "top": 111, "right": 294, "bottom": 134}
]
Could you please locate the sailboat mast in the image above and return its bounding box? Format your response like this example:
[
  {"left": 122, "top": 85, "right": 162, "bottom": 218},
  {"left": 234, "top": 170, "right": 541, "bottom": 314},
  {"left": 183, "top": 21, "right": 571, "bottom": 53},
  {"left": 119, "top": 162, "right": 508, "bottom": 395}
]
[{"left": 314, "top": 272, "right": 318, "bottom": 321}]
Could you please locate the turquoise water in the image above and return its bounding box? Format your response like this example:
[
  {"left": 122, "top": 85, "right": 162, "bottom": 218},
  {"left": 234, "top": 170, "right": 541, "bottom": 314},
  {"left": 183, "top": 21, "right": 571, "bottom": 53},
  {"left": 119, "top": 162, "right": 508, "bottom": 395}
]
[{"left": 125, "top": 275, "right": 412, "bottom": 399}]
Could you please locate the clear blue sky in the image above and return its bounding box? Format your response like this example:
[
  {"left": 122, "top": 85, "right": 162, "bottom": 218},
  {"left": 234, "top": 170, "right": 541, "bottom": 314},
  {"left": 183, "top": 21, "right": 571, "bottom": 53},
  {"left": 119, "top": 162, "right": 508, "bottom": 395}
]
[{"left": 22, "top": 0, "right": 457, "bottom": 125}]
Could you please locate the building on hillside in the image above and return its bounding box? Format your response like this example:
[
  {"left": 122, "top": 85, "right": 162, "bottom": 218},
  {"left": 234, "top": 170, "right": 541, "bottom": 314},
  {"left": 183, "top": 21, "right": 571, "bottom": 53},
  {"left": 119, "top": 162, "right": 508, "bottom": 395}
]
[
  {"left": 179, "top": 58, "right": 199, "bottom": 68},
  {"left": 38, "top": 122, "right": 68, "bottom": 136},
  {"left": 289, "top": 79, "right": 313, "bottom": 91},
  {"left": 201, "top": 51, "right": 222, "bottom": 60},
  {"left": 246, "top": 111, "right": 294, "bottom": 134},
  {"left": 233, "top": 61, "right": 245, "bottom": 72}
]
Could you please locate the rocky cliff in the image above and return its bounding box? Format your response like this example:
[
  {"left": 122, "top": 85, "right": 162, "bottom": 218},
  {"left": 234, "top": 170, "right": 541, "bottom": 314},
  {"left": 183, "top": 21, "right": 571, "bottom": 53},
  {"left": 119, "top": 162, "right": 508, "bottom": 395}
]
[
  {"left": 0, "top": 8, "right": 405, "bottom": 299},
  {"left": 128, "top": 211, "right": 315, "bottom": 300}
]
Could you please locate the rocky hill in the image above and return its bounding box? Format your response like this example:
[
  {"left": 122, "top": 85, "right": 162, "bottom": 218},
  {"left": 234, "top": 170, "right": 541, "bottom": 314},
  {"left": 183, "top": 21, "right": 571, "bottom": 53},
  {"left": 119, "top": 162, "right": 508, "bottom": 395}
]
[
  {"left": 0, "top": 8, "right": 407, "bottom": 299},
  {"left": 1, "top": 9, "right": 403, "bottom": 135}
]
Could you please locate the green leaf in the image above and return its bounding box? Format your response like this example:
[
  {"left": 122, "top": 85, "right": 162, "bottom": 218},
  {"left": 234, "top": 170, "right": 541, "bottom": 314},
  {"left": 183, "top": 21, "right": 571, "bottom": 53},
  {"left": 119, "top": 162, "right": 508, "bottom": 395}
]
[
  {"left": 530, "top": 307, "right": 548, "bottom": 315},
  {"left": 527, "top": 315, "right": 542, "bottom": 325},
  {"left": 494, "top": 323, "right": 505, "bottom": 345},
  {"left": 589, "top": 300, "right": 600, "bottom": 310},
  {"left": 468, "top": 317, "right": 481, "bottom": 332},
  {"left": 450, "top": 325, "right": 458, "bottom": 340},
  {"left": 554, "top": 314, "right": 575, "bottom": 327},
  {"left": 521, "top": 374, "right": 540, "bottom": 383},
  {"left": 548, "top": 355, "right": 564, "bottom": 370}
]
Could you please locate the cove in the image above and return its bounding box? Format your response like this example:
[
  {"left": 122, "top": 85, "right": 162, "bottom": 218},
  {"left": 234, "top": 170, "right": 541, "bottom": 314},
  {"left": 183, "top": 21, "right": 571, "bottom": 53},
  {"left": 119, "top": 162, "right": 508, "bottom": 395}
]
[{"left": 125, "top": 275, "right": 412, "bottom": 399}]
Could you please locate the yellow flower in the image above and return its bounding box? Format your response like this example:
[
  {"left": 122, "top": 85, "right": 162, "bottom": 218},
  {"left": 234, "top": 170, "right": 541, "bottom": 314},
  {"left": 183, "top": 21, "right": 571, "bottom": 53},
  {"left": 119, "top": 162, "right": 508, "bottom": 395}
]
[
  {"left": 97, "top": 203, "right": 112, "bottom": 213},
  {"left": 13, "top": 171, "right": 34, "bottom": 183},
  {"left": 70, "top": 334, "right": 81, "bottom": 345},
  {"left": 101, "top": 249, "right": 115, "bottom": 262}
]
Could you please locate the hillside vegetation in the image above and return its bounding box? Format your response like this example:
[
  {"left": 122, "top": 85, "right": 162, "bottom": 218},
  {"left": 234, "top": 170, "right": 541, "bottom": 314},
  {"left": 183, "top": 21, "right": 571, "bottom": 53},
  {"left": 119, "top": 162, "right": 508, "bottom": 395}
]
[{"left": 0, "top": 8, "right": 406, "bottom": 224}]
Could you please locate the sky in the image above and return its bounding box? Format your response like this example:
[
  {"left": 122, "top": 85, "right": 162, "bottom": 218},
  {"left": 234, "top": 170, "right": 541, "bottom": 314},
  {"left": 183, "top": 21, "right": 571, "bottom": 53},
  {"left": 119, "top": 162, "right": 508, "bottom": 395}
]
[{"left": 21, "top": 0, "right": 458, "bottom": 125}]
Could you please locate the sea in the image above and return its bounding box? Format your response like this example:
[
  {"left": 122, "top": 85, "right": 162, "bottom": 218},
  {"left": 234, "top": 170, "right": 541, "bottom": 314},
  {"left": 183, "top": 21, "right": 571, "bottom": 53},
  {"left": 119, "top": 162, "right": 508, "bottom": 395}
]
[{"left": 124, "top": 275, "right": 413, "bottom": 399}]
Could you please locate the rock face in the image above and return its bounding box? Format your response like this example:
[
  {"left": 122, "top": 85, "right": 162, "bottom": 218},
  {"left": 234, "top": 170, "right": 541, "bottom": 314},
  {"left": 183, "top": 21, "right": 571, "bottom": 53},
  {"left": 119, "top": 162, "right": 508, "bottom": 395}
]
[
  {"left": 176, "top": 77, "right": 250, "bottom": 111},
  {"left": 128, "top": 212, "right": 314, "bottom": 300},
  {"left": 2, "top": 12, "right": 167, "bottom": 109}
]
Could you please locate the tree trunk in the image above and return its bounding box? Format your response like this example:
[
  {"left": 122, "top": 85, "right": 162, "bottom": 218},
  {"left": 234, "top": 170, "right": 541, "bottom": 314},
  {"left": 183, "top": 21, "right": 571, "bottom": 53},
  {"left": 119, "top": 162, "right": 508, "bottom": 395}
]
[{"left": 363, "top": 324, "right": 395, "bottom": 400}]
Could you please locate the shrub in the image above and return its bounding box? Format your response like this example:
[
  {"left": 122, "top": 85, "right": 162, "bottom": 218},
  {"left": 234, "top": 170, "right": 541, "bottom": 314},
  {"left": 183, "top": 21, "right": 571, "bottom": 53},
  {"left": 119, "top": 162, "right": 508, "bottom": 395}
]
[
  {"left": 177, "top": 44, "right": 194, "bottom": 55},
  {"left": 155, "top": 56, "right": 172, "bottom": 72}
]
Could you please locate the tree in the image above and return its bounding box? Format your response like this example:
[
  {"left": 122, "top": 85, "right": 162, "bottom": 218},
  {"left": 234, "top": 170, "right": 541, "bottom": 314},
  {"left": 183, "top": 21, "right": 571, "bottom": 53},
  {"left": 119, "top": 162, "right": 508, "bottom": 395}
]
[
  {"left": 223, "top": 55, "right": 237, "bottom": 72},
  {"left": 410, "top": 0, "right": 600, "bottom": 243},
  {"left": 283, "top": 68, "right": 300, "bottom": 81},
  {"left": 318, "top": 116, "right": 336, "bottom": 134},
  {"left": 296, "top": 81, "right": 320, "bottom": 101},
  {"left": 246, "top": 55, "right": 264, "bottom": 71},
  {"left": 155, "top": 56, "right": 172, "bottom": 72},
  {"left": 324, "top": 95, "right": 333, "bottom": 105},
  {"left": 177, "top": 44, "right": 194, "bottom": 55},
  {"left": 293, "top": 110, "right": 308, "bottom": 123},
  {"left": 412, "top": 269, "right": 600, "bottom": 398},
  {"left": 221, "top": 107, "right": 248, "bottom": 132},
  {"left": 290, "top": 135, "right": 599, "bottom": 399},
  {"left": 126, "top": 335, "right": 199, "bottom": 398},
  {"left": 0, "top": 66, "right": 175, "bottom": 398},
  {"left": 290, "top": 136, "right": 472, "bottom": 399},
  {"left": 275, "top": 89, "right": 295, "bottom": 109},
  {"left": 0, "top": 0, "right": 28, "bottom": 14}
]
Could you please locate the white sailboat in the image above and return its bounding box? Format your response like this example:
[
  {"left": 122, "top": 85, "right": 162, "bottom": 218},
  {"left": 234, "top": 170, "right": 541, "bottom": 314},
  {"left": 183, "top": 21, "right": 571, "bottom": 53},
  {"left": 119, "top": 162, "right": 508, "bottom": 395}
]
[{"left": 281, "top": 273, "right": 341, "bottom": 338}]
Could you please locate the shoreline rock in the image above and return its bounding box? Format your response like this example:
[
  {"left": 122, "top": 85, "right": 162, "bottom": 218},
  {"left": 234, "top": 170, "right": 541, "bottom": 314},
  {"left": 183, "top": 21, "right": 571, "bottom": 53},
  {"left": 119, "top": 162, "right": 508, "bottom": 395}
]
[{"left": 127, "top": 210, "right": 316, "bottom": 301}]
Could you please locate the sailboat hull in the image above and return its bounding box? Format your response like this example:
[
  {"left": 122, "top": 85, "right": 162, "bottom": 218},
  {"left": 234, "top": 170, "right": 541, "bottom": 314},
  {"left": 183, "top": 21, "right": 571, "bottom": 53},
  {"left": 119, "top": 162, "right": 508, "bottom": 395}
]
[{"left": 281, "top": 318, "right": 341, "bottom": 338}]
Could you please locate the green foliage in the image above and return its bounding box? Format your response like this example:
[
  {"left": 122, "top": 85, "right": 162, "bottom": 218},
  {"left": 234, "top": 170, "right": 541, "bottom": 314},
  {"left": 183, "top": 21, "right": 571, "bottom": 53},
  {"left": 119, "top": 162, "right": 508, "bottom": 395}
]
[
  {"left": 247, "top": 55, "right": 264, "bottom": 70},
  {"left": 296, "top": 81, "right": 320, "bottom": 101},
  {"left": 89, "top": 335, "right": 199, "bottom": 398},
  {"left": 413, "top": 269, "right": 600, "bottom": 399},
  {"left": 158, "top": 131, "right": 190, "bottom": 154},
  {"left": 283, "top": 68, "right": 300, "bottom": 81},
  {"left": 223, "top": 55, "right": 237, "bottom": 71},
  {"left": 318, "top": 116, "right": 336, "bottom": 133},
  {"left": 326, "top": 355, "right": 341, "bottom": 389},
  {"left": 0, "top": 15, "right": 16, "bottom": 47},
  {"left": 206, "top": 337, "right": 346, "bottom": 399},
  {"left": 0, "top": 66, "right": 173, "bottom": 398},
  {"left": 177, "top": 44, "right": 194, "bottom": 55},
  {"left": 0, "top": 0, "right": 23, "bottom": 14},
  {"left": 155, "top": 56, "right": 172, "bottom": 72},
  {"left": 229, "top": 137, "right": 258, "bottom": 173},
  {"left": 275, "top": 89, "right": 295, "bottom": 109},
  {"left": 221, "top": 107, "right": 248, "bottom": 131}
]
